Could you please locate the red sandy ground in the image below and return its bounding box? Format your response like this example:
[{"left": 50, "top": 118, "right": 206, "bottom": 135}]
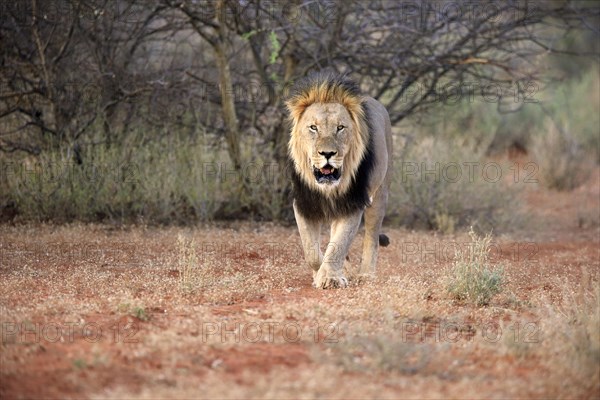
[{"left": 0, "top": 165, "right": 599, "bottom": 399}]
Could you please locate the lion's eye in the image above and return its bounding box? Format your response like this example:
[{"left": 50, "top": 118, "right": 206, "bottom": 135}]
[
  {"left": 309, "top": 125, "right": 317, "bottom": 132},
  {"left": 337, "top": 125, "right": 345, "bottom": 132}
]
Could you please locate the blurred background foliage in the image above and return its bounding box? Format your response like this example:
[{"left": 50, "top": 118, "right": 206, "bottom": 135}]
[{"left": 0, "top": 0, "right": 598, "bottom": 228}]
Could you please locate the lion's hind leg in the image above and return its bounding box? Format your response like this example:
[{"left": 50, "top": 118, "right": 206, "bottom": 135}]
[{"left": 359, "top": 187, "right": 388, "bottom": 279}]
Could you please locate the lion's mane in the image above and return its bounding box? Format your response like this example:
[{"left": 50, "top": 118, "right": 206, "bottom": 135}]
[{"left": 286, "top": 73, "right": 376, "bottom": 221}]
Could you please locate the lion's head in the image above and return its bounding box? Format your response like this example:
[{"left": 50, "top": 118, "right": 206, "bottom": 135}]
[{"left": 286, "top": 73, "right": 370, "bottom": 197}]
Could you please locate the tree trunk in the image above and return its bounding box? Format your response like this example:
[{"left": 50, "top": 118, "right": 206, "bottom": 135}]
[
  {"left": 271, "top": 1, "right": 300, "bottom": 164},
  {"left": 215, "top": 0, "right": 241, "bottom": 169}
]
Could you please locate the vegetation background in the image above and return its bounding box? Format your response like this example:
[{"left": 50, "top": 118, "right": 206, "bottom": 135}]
[{"left": 0, "top": 0, "right": 598, "bottom": 230}]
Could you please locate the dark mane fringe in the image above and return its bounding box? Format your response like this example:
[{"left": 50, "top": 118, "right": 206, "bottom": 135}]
[{"left": 291, "top": 99, "right": 375, "bottom": 221}]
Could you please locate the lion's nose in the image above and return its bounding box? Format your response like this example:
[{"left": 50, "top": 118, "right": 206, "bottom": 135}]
[{"left": 318, "top": 151, "right": 337, "bottom": 160}]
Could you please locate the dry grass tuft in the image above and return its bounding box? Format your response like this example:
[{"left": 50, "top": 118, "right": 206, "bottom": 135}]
[
  {"left": 174, "top": 232, "right": 276, "bottom": 304},
  {"left": 177, "top": 234, "right": 201, "bottom": 294},
  {"left": 446, "top": 228, "right": 504, "bottom": 306},
  {"left": 540, "top": 274, "right": 600, "bottom": 393}
]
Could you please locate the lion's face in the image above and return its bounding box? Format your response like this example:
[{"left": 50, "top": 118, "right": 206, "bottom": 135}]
[
  {"left": 290, "top": 102, "right": 363, "bottom": 194},
  {"left": 287, "top": 75, "right": 370, "bottom": 198},
  {"left": 300, "top": 103, "right": 353, "bottom": 188}
]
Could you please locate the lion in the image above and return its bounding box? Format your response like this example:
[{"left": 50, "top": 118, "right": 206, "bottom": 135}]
[{"left": 286, "top": 72, "right": 393, "bottom": 289}]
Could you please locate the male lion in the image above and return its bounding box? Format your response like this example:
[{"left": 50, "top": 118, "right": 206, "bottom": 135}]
[{"left": 286, "top": 73, "right": 393, "bottom": 289}]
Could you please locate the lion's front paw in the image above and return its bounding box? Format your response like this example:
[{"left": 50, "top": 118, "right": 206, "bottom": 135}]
[{"left": 314, "top": 268, "right": 348, "bottom": 289}]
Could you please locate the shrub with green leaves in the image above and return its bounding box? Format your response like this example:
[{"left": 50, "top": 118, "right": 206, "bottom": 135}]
[
  {"left": 531, "top": 119, "right": 592, "bottom": 191},
  {"left": 446, "top": 228, "right": 504, "bottom": 306}
]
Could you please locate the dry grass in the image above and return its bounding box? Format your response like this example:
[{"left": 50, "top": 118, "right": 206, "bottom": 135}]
[
  {"left": 0, "top": 212, "right": 598, "bottom": 399},
  {"left": 388, "top": 138, "right": 523, "bottom": 233},
  {"left": 177, "top": 233, "right": 201, "bottom": 294},
  {"left": 446, "top": 228, "right": 505, "bottom": 306},
  {"left": 538, "top": 273, "right": 600, "bottom": 393}
]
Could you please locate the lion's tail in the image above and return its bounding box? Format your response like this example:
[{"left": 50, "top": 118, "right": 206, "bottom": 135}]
[{"left": 378, "top": 234, "right": 390, "bottom": 247}]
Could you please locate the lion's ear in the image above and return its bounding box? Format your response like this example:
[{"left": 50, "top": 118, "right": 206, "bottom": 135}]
[
  {"left": 345, "top": 99, "right": 369, "bottom": 146},
  {"left": 284, "top": 99, "right": 295, "bottom": 114},
  {"left": 285, "top": 99, "right": 307, "bottom": 130}
]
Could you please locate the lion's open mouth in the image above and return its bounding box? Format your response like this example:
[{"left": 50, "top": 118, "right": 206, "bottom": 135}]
[{"left": 313, "top": 164, "right": 341, "bottom": 184}]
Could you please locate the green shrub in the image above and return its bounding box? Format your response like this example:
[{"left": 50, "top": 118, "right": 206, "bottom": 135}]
[
  {"left": 542, "top": 68, "right": 600, "bottom": 164},
  {"left": 531, "top": 119, "right": 592, "bottom": 191},
  {"left": 414, "top": 68, "right": 600, "bottom": 163},
  {"left": 446, "top": 228, "right": 504, "bottom": 306}
]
